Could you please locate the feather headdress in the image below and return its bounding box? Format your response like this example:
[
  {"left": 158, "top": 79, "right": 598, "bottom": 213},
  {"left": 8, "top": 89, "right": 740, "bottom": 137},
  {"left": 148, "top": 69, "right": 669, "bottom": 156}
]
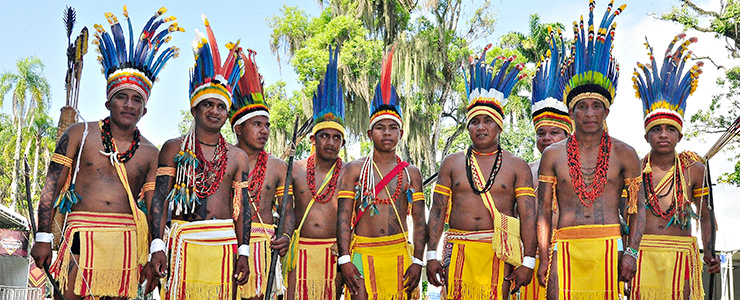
[
  {"left": 463, "top": 44, "right": 526, "bottom": 129},
  {"left": 559, "top": 0, "right": 626, "bottom": 109},
  {"left": 189, "top": 14, "right": 242, "bottom": 110},
  {"left": 94, "top": 6, "right": 183, "bottom": 102},
  {"left": 312, "top": 46, "right": 345, "bottom": 137},
  {"left": 229, "top": 47, "right": 268, "bottom": 129},
  {"left": 633, "top": 33, "right": 703, "bottom": 133},
  {"left": 532, "top": 27, "right": 572, "bottom": 134},
  {"left": 369, "top": 46, "right": 402, "bottom": 129}
]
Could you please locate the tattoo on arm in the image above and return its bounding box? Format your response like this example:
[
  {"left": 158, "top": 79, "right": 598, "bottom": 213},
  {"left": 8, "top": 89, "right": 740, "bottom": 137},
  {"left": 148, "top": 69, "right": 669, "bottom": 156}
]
[
  {"left": 411, "top": 175, "right": 426, "bottom": 258},
  {"left": 426, "top": 192, "right": 447, "bottom": 251},
  {"left": 150, "top": 168, "right": 171, "bottom": 240},
  {"left": 336, "top": 179, "right": 352, "bottom": 256},
  {"left": 38, "top": 133, "right": 71, "bottom": 233},
  {"left": 241, "top": 171, "right": 252, "bottom": 245}
]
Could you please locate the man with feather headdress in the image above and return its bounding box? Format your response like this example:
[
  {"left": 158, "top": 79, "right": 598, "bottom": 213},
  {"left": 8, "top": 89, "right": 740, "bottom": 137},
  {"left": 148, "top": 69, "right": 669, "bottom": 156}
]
[{"left": 31, "top": 6, "right": 181, "bottom": 299}]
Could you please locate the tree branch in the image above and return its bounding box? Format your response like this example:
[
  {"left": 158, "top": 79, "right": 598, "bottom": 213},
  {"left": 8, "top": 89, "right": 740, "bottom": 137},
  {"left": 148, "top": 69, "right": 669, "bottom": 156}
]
[
  {"left": 681, "top": 0, "right": 721, "bottom": 18},
  {"left": 693, "top": 55, "right": 726, "bottom": 69}
]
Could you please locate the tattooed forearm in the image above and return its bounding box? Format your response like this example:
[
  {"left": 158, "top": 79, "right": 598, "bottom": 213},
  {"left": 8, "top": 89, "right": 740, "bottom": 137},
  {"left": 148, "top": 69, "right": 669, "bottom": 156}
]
[
  {"left": 336, "top": 181, "right": 352, "bottom": 256},
  {"left": 150, "top": 171, "right": 171, "bottom": 240},
  {"left": 37, "top": 133, "right": 71, "bottom": 233},
  {"left": 426, "top": 193, "right": 447, "bottom": 250},
  {"left": 241, "top": 171, "right": 252, "bottom": 245},
  {"left": 412, "top": 200, "right": 426, "bottom": 258}
]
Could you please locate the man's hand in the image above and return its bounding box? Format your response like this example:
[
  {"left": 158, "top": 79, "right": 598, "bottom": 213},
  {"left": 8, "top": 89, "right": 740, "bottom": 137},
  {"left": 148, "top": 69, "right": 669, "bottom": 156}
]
[
  {"left": 31, "top": 242, "right": 52, "bottom": 269},
  {"left": 505, "top": 266, "right": 533, "bottom": 294},
  {"left": 150, "top": 251, "right": 168, "bottom": 278},
  {"left": 618, "top": 254, "right": 637, "bottom": 282},
  {"left": 140, "top": 263, "right": 159, "bottom": 294},
  {"left": 270, "top": 235, "right": 290, "bottom": 256},
  {"left": 704, "top": 253, "right": 721, "bottom": 274},
  {"left": 537, "top": 258, "right": 548, "bottom": 287},
  {"left": 339, "top": 262, "right": 362, "bottom": 296},
  {"left": 402, "top": 263, "right": 422, "bottom": 294},
  {"left": 235, "top": 256, "right": 250, "bottom": 285},
  {"left": 426, "top": 259, "right": 446, "bottom": 287}
]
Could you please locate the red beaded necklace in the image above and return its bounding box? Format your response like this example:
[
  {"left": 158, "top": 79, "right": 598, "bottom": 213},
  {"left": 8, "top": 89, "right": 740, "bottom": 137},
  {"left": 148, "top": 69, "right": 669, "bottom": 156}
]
[
  {"left": 361, "top": 156, "right": 403, "bottom": 205},
  {"left": 567, "top": 131, "right": 611, "bottom": 207},
  {"left": 193, "top": 135, "right": 229, "bottom": 199},
  {"left": 643, "top": 155, "right": 686, "bottom": 220},
  {"left": 247, "top": 151, "right": 269, "bottom": 219},
  {"left": 307, "top": 154, "right": 342, "bottom": 203}
]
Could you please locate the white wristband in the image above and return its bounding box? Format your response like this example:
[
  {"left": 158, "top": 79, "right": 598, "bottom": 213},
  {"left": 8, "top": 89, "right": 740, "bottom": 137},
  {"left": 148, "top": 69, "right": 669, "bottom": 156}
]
[
  {"left": 426, "top": 250, "right": 438, "bottom": 262},
  {"left": 337, "top": 255, "right": 351, "bottom": 265},
  {"left": 150, "top": 238, "right": 165, "bottom": 254},
  {"left": 412, "top": 257, "right": 424, "bottom": 266},
  {"left": 35, "top": 232, "right": 53, "bottom": 244},
  {"left": 238, "top": 244, "right": 250, "bottom": 257},
  {"left": 522, "top": 256, "right": 536, "bottom": 269}
]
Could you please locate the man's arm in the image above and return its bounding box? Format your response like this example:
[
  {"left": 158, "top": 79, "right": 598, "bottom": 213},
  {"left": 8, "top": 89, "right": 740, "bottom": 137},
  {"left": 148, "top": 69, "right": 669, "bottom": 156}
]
[
  {"left": 335, "top": 162, "right": 362, "bottom": 295},
  {"left": 404, "top": 167, "right": 426, "bottom": 293},
  {"left": 148, "top": 139, "right": 178, "bottom": 277},
  {"left": 425, "top": 157, "right": 452, "bottom": 287},
  {"left": 535, "top": 147, "right": 556, "bottom": 286},
  {"left": 692, "top": 163, "right": 720, "bottom": 273},
  {"left": 506, "top": 158, "right": 536, "bottom": 291},
  {"left": 235, "top": 156, "right": 252, "bottom": 285},
  {"left": 271, "top": 160, "right": 294, "bottom": 256},
  {"left": 620, "top": 146, "right": 645, "bottom": 282}
]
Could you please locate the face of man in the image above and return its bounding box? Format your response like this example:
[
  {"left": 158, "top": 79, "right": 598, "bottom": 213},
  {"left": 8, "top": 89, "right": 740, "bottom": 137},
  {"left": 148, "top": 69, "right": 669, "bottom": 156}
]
[
  {"left": 644, "top": 123, "right": 682, "bottom": 155},
  {"left": 569, "top": 97, "right": 609, "bottom": 134},
  {"left": 367, "top": 119, "right": 403, "bottom": 153},
  {"left": 311, "top": 128, "right": 345, "bottom": 161},
  {"left": 106, "top": 89, "right": 147, "bottom": 128},
  {"left": 536, "top": 125, "right": 568, "bottom": 153},
  {"left": 234, "top": 115, "right": 270, "bottom": 151},
  {"left": 467, "top": 114, "right": 501, "bottom": 150},
  {"left": 191, "top": 98, "right": 228, "bottom": 133}
]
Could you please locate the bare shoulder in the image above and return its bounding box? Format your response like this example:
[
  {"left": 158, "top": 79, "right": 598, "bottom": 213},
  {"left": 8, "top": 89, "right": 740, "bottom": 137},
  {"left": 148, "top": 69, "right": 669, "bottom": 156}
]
[
  {"left": 228, "top": 144, "right": 248, "bottom": 163},
  {"left": 268, "top": 154, "right": 288, "bottom": 167},
  {"left": 610, "top": 137, "right": 638, "bottom": 158},
  {"left": 292, "top": 158, "right": 308, "bottom": 176},
  {"left": 136, "top": 135, "right": 160, "bottom": 158},
  {"left": 158, "top": 137, "right": 183, "bottom": 162},
  {"left": 341, "top": 158, "right": 365, "bottom": 176},
  {"left": 687, "top": 158, "right": 706, "bottom": 182},
  {"left": 439, "top": 151, "right": 464, "bottom": 169},
  {"left": 502, "top": 150, "right": 529, "bottom": 168},
  {"left": 405, "top": 163, "right": 423, "bottom": 180}
]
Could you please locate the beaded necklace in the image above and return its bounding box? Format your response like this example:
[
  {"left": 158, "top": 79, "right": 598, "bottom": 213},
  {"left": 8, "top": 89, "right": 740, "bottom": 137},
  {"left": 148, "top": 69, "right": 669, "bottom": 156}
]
[
  {"left": 465, "top": 145, "right": 502, "bottom": 194},
  {"left": 567, "top": 131, "right": 611, "bottom": 207},
  {"left": 307, "top": 154, "right": 342, "bottom": 203},
  {"left": 643, "top": 154, "right": 686, "bottom": 221},
  {"left": 100, "top": 116, "right": 140, "bottom": 163},
  {"left": 192, "top": 135, "right": 229, "bottom": 199},
  {"left": 359, "top": 155, "right": 404, "bottom": 205},
  {"left": 247, "top": 150, "right": 269, "bottom": 220}
]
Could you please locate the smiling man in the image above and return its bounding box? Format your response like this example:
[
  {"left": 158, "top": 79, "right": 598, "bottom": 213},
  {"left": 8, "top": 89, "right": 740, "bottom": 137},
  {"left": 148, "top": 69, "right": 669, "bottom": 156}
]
[
  {"left": 30, "top": 7, "right": 181, "bottom": 300},
  {"left": 426, "top": 50, "right": 536, "bottom": 299},
  {"left": 629, "top": 34, "right": 720, "bottom": 300},
  {"left": 536, "top": 2, "right": 647, "bottom": 299},
  {"left": 336, "top": 46, "right": 425, "bottom": 300},
  {"left": 148, "top": 17, "right": 251, "bottom": 300},
  {"left": 229, "top": 48, "right": 293, "bottom": 300}
]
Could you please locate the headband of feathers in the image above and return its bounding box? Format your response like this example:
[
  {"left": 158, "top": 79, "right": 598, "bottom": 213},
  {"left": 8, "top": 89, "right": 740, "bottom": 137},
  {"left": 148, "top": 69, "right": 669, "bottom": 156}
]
[
  {"left": 633, "top": 33, "right": 703, "bottom": 133},
  {"left": 312, "top": 46, "right": 345, "bottom": 136},
  {"left": 94, "top": 6, "right": 183, "bottom": 102},
  {"left": 532, "top": 26, "right": 572, "bottom": 134},
  {"left": 463, "top": 44, "right": 526, "bottom": 129},
  {"left": 189, "top": 14, "right": 243, "bottom": 110},
  {"left": 559, "top": 0, "right": 626, "bottom": 109},
  {"left": 369, "top": 45, "right": 402, "bottom": 129},
  {"left": 229, "top": 47, "right": 268, "bottom": 129}
]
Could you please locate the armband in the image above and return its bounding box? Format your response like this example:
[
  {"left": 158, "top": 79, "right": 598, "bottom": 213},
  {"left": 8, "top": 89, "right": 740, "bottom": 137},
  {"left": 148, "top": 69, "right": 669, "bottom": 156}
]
[
  {"left": 150, "top": 238, "right": 165, "bottom": 254},
  {"left": 538, "top": 175, "right": 558, "bottom": 213},
  {"left": 338, "top": 255, "right": 351, "bottom": 265},
  {"left": 338, "top": 191, "right": 356, "bottom": 199},
  {"left": 156, "top": 167, "right": 176, "bottom": 177},
  {"left": 515, "top": 187, "right": 535, "bottom": 198},
  {"left": 412, "top": 257, "right": 424, "bottom": 266},
  {"left": 412, "top": 192, "right": 425, "bottom": 202},
  {"left": 51, "top": 153, "right": 73, "bottom": 168},
  {"left": 238, "top": 244, "right": 250, "bottom": 257},
  {"left": 426, "top": 250, "right": 438, "bottom": 262},
  {"left": 35, "top": 232, "right": 54, "bottom": 244},
  {"left": 693, "top": 187, "right": 709, "bottom": 198},
  {"left": 433, "top": 184, "right": 451, "bottom": 197},
  {"left": 521, "top": 256, "right": 536, "bottom": 269}
]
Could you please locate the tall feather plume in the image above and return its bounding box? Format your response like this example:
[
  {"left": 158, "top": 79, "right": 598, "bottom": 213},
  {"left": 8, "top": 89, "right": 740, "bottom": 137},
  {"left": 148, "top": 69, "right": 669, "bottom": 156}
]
[
  {"left": 202, "top": 15, "right": 222, "bottom": 75},
  {"left": 313, "top": 46, "right": 344, "bottom": 126},
  {"left": 380, "top": 45, "right": 396, "bottom": 104},
  {"left": 63, "top": 6, "right": 76, "bottom": 43}
]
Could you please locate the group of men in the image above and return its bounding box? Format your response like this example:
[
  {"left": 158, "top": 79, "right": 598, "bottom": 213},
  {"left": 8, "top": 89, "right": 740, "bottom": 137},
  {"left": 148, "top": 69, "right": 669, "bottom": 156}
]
[{"left": 30, "top": 2, "right": 722, "bottom": 300}]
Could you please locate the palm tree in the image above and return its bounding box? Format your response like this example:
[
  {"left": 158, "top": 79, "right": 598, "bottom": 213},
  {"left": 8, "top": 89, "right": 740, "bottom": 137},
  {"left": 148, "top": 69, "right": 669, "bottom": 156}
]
[{"left": 0, "top": 56, "right": 51, "bottom": 210}]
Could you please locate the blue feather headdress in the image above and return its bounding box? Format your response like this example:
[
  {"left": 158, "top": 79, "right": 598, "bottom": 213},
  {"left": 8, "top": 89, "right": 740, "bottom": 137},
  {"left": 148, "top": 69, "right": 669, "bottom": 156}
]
[
  {"left": 93, "top": 6, "right": 183, "bottom": 103},
  {"left": 559, "top": 0, "right": 626, "bottom": 109},
  {"left": 189, "top": 15, "right": 243, "bottom": 110},
  {"left": 369, "top": 45, "right": 402, "bottom": 129},
  {"left": 463, "top": 44, "right": 526, "bottom": 129},
  {"left": 312, "top": 46, "right": 345, "bottom": 136},
  {"left": 633, "top": 33, "right": 703, "bottom": 133},
  {"left": 532, "top": 27, "right": 572, "bottom": 134}
]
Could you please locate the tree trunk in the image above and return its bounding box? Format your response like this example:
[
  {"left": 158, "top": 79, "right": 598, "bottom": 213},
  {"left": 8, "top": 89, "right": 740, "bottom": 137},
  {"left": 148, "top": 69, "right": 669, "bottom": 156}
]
[
  {"left": 10, "top": 118, "right": 23, "bottom": 210},
  {"left": 32, "top": 136, "right": 40, "bottom": 201}
]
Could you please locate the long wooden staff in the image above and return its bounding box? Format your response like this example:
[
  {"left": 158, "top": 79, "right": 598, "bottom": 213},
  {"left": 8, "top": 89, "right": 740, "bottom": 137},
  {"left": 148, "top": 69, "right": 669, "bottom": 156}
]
[
  {"left": 703, "top": 115, "right": 740, "bottom": 300},
  {"left": 264, "top": 116, "right": 301, "bottom": 298},
  {"left": 24, "top": 158, "right": 66, "bottom": 300}
]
